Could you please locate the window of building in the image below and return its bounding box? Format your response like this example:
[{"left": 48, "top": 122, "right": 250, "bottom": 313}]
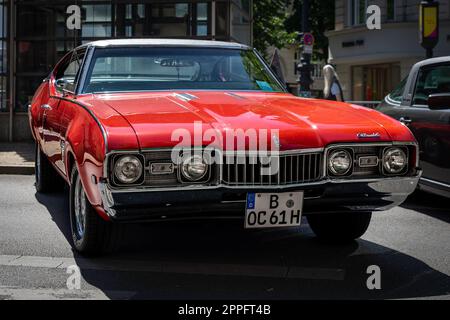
[
  {"left": 11, "top": 0, "right": 246, "bottom": 113},
  {"left": 196, "top": 3, "right": 209, "bottom": 36},
  {"left": 387, "top": 0, "right": 396, "bottom": 21},
  {"left": 348, "top": 0, "right": 367, "bottom": 26},
  {"left": 82, "top": 4, "right": 112, "bottom": 38},
  {"left": 231, "top": 0, "right": 251, "bottom": 44},
  {"left": 0, "top": 1, "right": 7, "bottom": 112},
  {"left": 215, "top": 1, "right": 229, "bottom": 40}
]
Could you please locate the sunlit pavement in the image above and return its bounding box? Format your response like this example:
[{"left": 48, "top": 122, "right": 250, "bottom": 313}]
[{"left": 0, "top": 174, "right": 449, "bottom": 300}]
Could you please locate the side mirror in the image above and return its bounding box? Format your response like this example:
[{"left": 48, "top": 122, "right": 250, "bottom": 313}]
[
  {"left": 428, "top": 93, "right": 450, "bottom": 110},
  {"left": 55, "top": 78, "right": 69, "bottom": 92}
]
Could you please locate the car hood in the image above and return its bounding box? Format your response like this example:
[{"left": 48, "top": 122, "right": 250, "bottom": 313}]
[{"left": 91, "top": 91, "right": 414, "bottom": 151}]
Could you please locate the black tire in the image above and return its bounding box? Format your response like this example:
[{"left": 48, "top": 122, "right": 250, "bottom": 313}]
[
  {"left": 69, "top": 166, "right": 122, "bottom": 256},
  {"left": 35, "top": 143, "right": 64, "bottom": 193},
  {"left": 307, "top": 212, "right": 372, "bottom": 243}
]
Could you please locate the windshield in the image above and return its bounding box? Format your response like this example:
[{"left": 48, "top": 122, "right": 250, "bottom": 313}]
[{"left": 81, "top": 47, "right": 284, "bottom": 93}]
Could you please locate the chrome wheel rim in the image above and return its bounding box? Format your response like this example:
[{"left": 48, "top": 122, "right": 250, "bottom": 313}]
[{"left": 74, "top": 176, "right": 87, "bottom": 239}]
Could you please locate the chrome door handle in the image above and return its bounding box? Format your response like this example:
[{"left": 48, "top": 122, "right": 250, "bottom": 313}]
[
  {"left": 399, "top": 117, "right": 412, "bottom": 125},
  {"left": 40, "top": 104, "right": 52, "bottom": 111}
]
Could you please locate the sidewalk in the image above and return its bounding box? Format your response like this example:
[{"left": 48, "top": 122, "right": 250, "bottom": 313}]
[{"left": 0, "top": 143, "right": 35, "bottom": 175}]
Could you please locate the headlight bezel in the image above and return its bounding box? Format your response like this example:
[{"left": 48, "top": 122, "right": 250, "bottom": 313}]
[
  {"left": 180, "top": 154, "right": 209, "bottom": 182},
  {"left": 327, "top": 149, "right": 353, "bottom": 176},
  {"left": 112, "top": 154, "right": 145, "bottom": 186},
  {"left": 382, "top": 146, "right": 409, "bottom": 175}
]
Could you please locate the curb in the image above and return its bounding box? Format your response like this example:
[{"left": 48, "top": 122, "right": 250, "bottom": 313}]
[{"left": 0, "top": 165, "right": 35, "bottom": 175}]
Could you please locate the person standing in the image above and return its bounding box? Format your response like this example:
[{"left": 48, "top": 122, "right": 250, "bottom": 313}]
[{"left": 323, "top": 59, "right": 344, "bottom": 102}]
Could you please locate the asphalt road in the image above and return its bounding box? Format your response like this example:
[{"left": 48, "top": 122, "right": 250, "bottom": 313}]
[{"left": 0, "top": 174, "right": 449, "bottom": 300}]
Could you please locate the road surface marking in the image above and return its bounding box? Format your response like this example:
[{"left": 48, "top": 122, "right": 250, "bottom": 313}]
[{"left": 0, "top": 254, "right": 345, "bottom": 280}]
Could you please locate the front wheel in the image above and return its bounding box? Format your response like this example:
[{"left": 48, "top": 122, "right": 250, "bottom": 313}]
[
  {"left": 307, "top": 212, "right": 372, "bottom": 243},
  {"left": 69, "top": 167, "right": 121, "bottom": 256},
  {"left": 35, "top": 143, "right": 64, "bottom": 193}
]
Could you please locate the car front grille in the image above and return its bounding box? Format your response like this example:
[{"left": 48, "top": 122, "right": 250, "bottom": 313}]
[{"left": 221, "top": 152, "right": 323, "bottom": 186}]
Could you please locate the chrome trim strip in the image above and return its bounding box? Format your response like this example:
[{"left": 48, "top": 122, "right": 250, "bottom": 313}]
[
  {"left": 99, "top": 172, "right": 422, "bottom": 194},
  {"left": 253, "top": 49, "right": 288, "bottom": 93},
  {"left": 420, "top": 177, "right": 450, "bottom": 189},
  {"left": 225, "top": 92, "right": 247, "bottom": 100},
  {"left": 76, "top": 46, "right": 94, "bottom": 95},
  {"left": 173, "top": 93, "right": 198, "bottom": 102}
]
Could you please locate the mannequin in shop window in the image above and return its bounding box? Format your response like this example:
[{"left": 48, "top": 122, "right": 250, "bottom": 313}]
[{"left": 323, "top": 58, "right": 344, "bottom": 102}]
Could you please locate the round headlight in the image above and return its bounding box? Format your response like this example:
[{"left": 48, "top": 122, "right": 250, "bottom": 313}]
[
  {"left": 328, "top": 150, "right": 352, "bottom": 176},
  {"left": 181, "top": 155, "right": 208, "bottom": 181},
  {"left": 114, "top": 155, "right": 143, "bottom": 184},
  {"left": 383, "top": 147, "right": 407, "bottom": 174}
]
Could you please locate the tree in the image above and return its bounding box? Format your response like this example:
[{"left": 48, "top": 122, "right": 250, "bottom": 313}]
[
  {"left": 253, "top": 0, "right": 298, "bottom": 57},
  {"left": 285, "top": 0, "right": 335, "bottom": 61}
]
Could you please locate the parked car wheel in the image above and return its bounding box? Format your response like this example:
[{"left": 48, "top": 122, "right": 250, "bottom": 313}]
[
  {"left": 307, "top": 212, "right": 372, "bottom": 243},
  {"left": 69, "top": 166, "right": 121, "bottom": 256},
  {"left": 35, "top": 144, "right": 64, "bottom": 193}
]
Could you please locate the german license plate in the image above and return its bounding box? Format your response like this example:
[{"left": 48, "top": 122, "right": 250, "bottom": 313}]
[{"left": 245, "top": 192, "right": 304, "bottom": 229}]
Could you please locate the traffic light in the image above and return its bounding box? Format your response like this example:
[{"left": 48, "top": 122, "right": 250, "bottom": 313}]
[{"left": 297, "top": 58, "right": 314, "bottom": 90}]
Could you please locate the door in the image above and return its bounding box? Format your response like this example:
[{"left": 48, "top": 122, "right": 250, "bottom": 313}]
[
  {"left": 400, "top": 63, "right": 450, "bottom": 186},
  {"left": 41, "top": 97, "right": 61, "bottom": 159},
  {"left": 43, "top": 49, "right": 85, "bottom": 174}
]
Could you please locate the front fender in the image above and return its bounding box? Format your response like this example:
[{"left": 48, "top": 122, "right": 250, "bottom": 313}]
[{"left": 64, "top": 107, "right": 108, "bottom": 220}]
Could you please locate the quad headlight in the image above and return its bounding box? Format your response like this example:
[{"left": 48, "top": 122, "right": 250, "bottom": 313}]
[
  {"left": 383, "top": 147, "right": 407, "bottom": 174},
  {"left": 114, "top": 155, "right": 143, "bottom": 184},
  {"left": 328, "top": 149, "right": 352, "bottom": 176},
  {"left": 181, "top": 155, "right": 208, "bottom": 181}
]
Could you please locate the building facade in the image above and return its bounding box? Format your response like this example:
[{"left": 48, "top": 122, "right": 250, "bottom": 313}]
[
  {"left": 327, "top": 0, "right": 450, "bottom": 102},
  {"left": 0, "top": 0, "right": 252, "bottom": 141}
]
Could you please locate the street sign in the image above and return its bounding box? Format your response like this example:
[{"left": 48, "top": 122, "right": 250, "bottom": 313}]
[
  {"left": 419, "top": 1, "right": 439, "bottom": 57},
  {"left": 303, "top": 45, "right": 313, "bottom": 54},
  {"left": 302, "top": 33, "right": 315, "bottom": 46}
]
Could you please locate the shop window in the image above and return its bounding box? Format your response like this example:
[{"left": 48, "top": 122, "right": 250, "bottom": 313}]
[{"left": 352, "top": 63, "right": 401, "bottom": 101}]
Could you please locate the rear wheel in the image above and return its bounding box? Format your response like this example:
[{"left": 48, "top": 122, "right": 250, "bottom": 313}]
[
  {"left": 69, "top": 166, "right": 121, "bottom": 256},
  {"left": 307, "top": 212, "right": 372, "bottom": 243},
  {"left": 35, "top": 143, "right": 64, "bottom": 193}
]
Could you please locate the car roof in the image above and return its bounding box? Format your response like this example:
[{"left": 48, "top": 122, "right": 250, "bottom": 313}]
[
  {"left": 78, "top": 38, "right": 250, "bottom": 50},
  {"left": 412, "top": 56, "right": 450, "bottom": 69}
]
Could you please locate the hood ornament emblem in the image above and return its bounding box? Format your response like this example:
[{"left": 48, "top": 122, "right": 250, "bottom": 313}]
[{"left": 357, "top": 132, "right": 381, "bottom": 139}]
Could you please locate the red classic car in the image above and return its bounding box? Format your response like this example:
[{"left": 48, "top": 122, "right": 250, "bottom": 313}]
[{"left": 29, "top": 39, "right": 421, "bottom": 255}]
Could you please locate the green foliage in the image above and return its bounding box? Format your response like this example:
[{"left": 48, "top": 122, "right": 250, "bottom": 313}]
[
  {"left": 285, "top": 0, "right": 335, "bottom": 61},
  {"left": 253, "top": 0, "right": 335, "bottom": 61},
  {"left": 253, "top": 0, "right": 299, "bottom": 57}
]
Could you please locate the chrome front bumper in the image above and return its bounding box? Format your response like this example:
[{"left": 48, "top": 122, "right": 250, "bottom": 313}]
[{"left": 98, "top": 172, "right": 421, "bottom": 222}]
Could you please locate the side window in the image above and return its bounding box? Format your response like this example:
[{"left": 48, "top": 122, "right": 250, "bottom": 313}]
[
  {"left": 413, "top": 64, "right": 450, "bottom": 106},
  {"left": 55, "top": 50, "right": 85, "bottom": 93},
  {"left": 388, "top": 77, "right": 407, "bottom": 103}
]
